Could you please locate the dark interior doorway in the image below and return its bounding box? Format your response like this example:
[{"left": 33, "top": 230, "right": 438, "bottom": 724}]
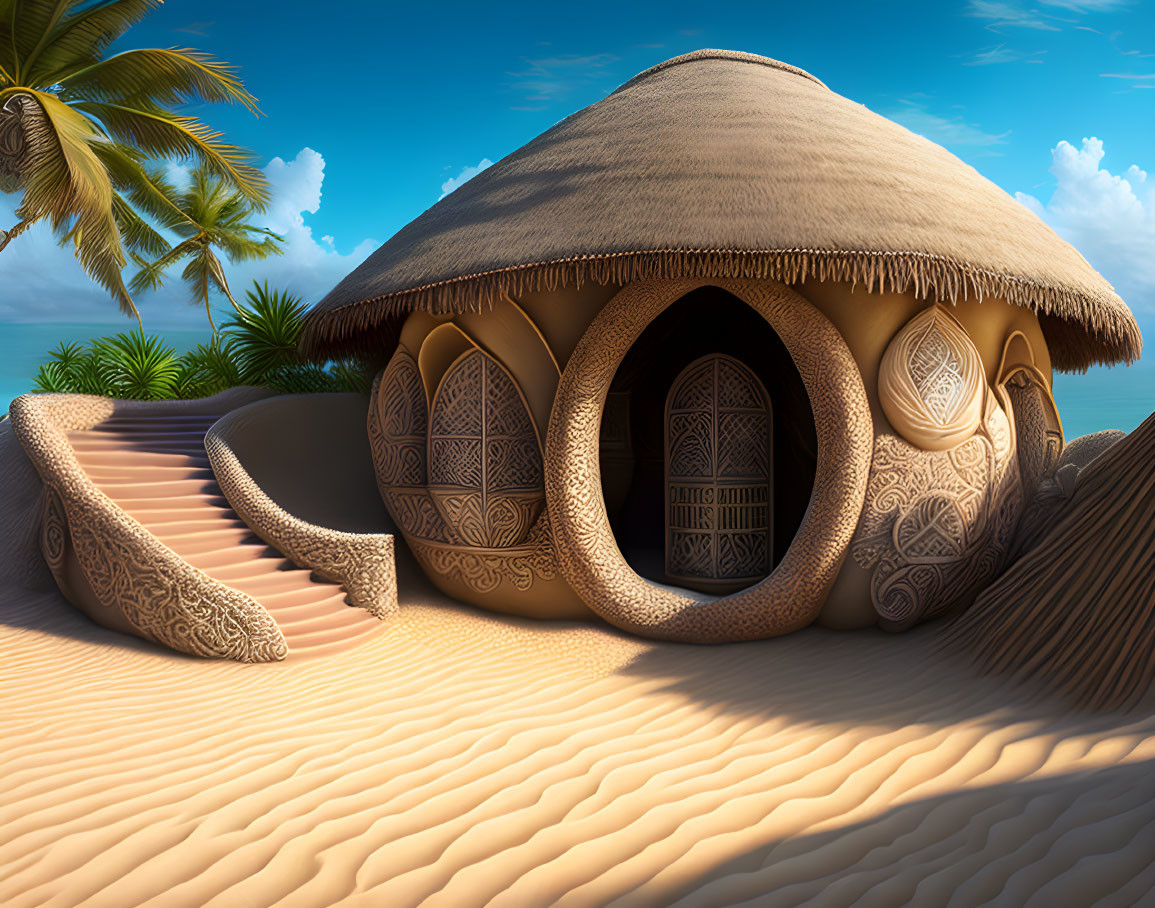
[{"left": 599, "top": 286, "right": 818, "bottom": 591}]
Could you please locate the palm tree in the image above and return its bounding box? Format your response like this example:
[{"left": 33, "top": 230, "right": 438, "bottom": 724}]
[
  {"left": 0, "top": 0, "right": 269, "bottom": 322},
  {"left": 129, "top": 164, "right": 283, "bottom": 331}
]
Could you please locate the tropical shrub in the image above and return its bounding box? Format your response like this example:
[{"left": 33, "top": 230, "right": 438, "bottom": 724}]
[
  {"left": 34, "top": 331, "right": 180, "bottom": 399},
  {"left": 30, "top": 281, "right": 380, "bottom": 401},
  {"left": 221, "top": 282, "right": 308, "bottom": 385},
  {"left": 170, "top": 334, "right": 242, "bottom": 399}
]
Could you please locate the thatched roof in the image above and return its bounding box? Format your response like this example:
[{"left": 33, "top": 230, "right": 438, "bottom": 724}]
[{"left": 301, "top": 49, "right": 1141, "bottom": 371}]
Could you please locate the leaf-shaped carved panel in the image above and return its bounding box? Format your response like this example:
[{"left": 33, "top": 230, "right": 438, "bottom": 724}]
[
  {"left": 371, "top": 351, "right": 428, "bottom": 489},
  {"left": 879, "top": 306, "right": 985, "bottom": 451},
  {"left": 428, "top": 349, "right": 545, "bottom": 548},
  {"left": 369, "top": 351, "right": 455, "bottom": 543}
]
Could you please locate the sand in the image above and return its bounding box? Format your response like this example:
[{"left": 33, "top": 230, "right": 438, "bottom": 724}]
[{"left": 3, "top": 417, "right": 1155, "bottom": 906}]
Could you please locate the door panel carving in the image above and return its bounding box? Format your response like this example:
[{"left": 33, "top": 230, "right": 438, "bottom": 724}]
[{"left": 665, "top": 354, "right": 773, "bottom": 592}]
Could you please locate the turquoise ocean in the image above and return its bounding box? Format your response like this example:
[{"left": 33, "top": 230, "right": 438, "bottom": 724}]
[{"left": 1, "top": 320, "right": 1152, "bottom": 439}]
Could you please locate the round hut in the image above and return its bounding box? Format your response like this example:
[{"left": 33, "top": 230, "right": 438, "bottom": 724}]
[{"left": 301, "top": 49, "right": 1141, "bottom": 643}]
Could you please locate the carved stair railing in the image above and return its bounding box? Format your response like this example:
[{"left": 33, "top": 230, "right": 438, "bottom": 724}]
[
  {"left": 8, "top": 390, "right": 287, "bottom": 662},
  {"left": 205, "top": 400, "right": 398, "bottom": 621}
]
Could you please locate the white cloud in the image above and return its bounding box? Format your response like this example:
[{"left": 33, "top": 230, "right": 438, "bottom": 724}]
[
  {"left": 438, "top": 159, "right": 494, "bottom": 201},
  {"left": 966, "top": 1, "right": 1061, "bottom": 31},
  {"left": 965, "top": 44, "right": 1047, "bottom": 65},
  {"left": 1041, "top": 0, "right": 1130, "bottom": 10},
  {"left": 967, "top": 0, "right": 1131, "bottom": 31},
  {"left": 888, "top": 100, "right": 1010, "bottom": 150},
  {"left": 506, "top": 53, "right": 619, "bottom": 110},
  {"left": 1016, "top": 137, "right": 1155, "bottom": 313},
  {"left": 0, "top": 147, "right": 376, "bottom": 329}
]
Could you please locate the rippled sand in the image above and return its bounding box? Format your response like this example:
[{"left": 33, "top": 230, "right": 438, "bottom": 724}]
[{"left": 3, "top": 422, "right": 1154, "bottom": 906}]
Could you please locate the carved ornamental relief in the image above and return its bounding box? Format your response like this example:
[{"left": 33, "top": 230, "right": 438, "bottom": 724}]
[
  {"left": 369, "top": 342, "right": 560, "bottom": 598},
  {"left": 665, "top": 354, "right": 773, "bottom": 591},
  {"left": 856, "top": 332, "right": 1024, "bottom": 631},
  {"left": 879, "top": 305, "right": 986, "bottom": 451},
  {"left": 369, "top": 351, "right": 456, "bottom": 544},
  {"left": 428, "top": 349, "right": 545, "bottom": 549}
]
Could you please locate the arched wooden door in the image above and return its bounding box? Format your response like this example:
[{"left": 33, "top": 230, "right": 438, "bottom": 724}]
[{"left": 665, "top": 354, "right": 773, "bottom": 593}]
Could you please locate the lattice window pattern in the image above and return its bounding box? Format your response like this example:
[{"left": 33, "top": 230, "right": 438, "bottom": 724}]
[
  {"left": 665, "top": 354, "right": 773, "bottom": 591},
  {"left": 428, "top": 349, "right": 545, "bottom": 548}
]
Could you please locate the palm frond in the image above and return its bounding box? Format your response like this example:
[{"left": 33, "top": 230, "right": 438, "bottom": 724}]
[
  {"left": 214, "top": 228, "right": 282, "bottom": 263},
  {"left": 90, "top": 141, "right": 191, "bottom": 229},
  {"left": 200, "top": 244, "right": 234, "bottom": 301},
  {"left": 73, "top": 99, "right": 269, "bottom": 207},
  {"left": 178, "top": 246, "right": 225, "bottom": 328},
  {"left": 13, "top": 89, "right": 108, "bottom": 227},
  {"left": 14, "top": 89, "right": 137, "bottom": 317},
  {"left": 4, "top": 0, "right": 73, "bottom": 82},
  {"left": 58, "top": 47, "right": 260, "bottom": 113},
  {"left": 127, "top": 236, "right": 198, "bottom": 293},
  {"left": 112, "top": 192, "right": 167, "bottom": 255},
  {"left": 23, "top": 0, "right": 161, "bottom": 87},
  {"left": 0, "top": 1, "right": 14, "bottom": 84}
]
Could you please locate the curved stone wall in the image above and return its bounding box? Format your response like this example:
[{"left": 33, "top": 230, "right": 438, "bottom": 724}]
[
  {"left": 205, "top": 395, "right": 398, "bottom": 621},
  {"left": 544, "top": 277, "right": 872, "bottom": 642}
]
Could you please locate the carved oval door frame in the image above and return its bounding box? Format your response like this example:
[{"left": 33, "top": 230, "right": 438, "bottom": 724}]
[{"left": 544, "top": 277, "right": 873, "bottom": 644}]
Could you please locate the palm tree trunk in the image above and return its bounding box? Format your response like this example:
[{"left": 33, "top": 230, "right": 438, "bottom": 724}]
[
  {"left": 222, "top": 285, "right": 245, "bottom": 316},
  {"left": 0, "top": 218, "right": 32, "bottom": 254}
]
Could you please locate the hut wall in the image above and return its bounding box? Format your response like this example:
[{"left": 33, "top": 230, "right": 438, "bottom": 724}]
[
  {"left": 376, "top": 278, "right": 1056, "bottom": 635},
  {"left": 796, "top": 283, "right": 1052, "bottom": 631}
]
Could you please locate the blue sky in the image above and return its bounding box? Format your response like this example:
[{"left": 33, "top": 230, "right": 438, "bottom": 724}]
[{"left": 1, "top": 0, "right": 1152, "bottom": 343}]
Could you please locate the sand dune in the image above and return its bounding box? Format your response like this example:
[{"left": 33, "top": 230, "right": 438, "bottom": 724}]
[
  {"left": 3, "top": 582, "right": 1155, "bottom": 906},
  {"left": 3, "top": 416, "right": 1155, "bottom": 906}
]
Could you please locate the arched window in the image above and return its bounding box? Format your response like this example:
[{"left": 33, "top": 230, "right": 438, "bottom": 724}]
[{"left": 427, "top": 348, "right": 544, "bottom": 548}]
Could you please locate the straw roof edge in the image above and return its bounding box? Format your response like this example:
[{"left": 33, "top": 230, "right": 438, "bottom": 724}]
[{"left": 299, "top": 248, "right": 1142, "bottom": 372}]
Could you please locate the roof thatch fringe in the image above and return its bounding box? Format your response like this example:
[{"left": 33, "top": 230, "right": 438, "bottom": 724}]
[
  {"left": 942, "top": 410, "right": 1155, "bottom": 711},
  {"left": 299, "top": 247, "right": 1142, "bottom": 371}
]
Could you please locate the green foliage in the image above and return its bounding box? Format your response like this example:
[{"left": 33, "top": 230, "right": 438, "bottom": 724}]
[
  {"left": 328, "top": 357, "right": 376, "bottom": 394},
  {"left": 31, "top": 359, "right": 73, "bottom": 393},
  {"left": 221, "top": 281, "right": 308, "bottom": 384},
  {"left": 265, "top": 362, "right": 340, "bottom": 395},
  {"left": 128, "top": 167, "right": 284, "bottom": 328},
  {"left": 30, "top": 281, "right": 377, "bottom": 402},
  {"left": 171, "top": 333, "right": 241, "bottom": 399},
  {"left": 91, "top": 330, "right": 180, "bottom": 399},
  {"left": 0, "top": 0, "right": 269, "bottom": 320},
  {"left": 32, "top": 331, "right": 180, "bottom": 399},
  {"left": 33, "top": 341, "right": 110, "bottom": 394}
]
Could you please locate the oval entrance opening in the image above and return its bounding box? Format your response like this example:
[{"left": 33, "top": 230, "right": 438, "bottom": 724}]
[{"left": 599, "top": 286, "right": 818, "bottom": 594}]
